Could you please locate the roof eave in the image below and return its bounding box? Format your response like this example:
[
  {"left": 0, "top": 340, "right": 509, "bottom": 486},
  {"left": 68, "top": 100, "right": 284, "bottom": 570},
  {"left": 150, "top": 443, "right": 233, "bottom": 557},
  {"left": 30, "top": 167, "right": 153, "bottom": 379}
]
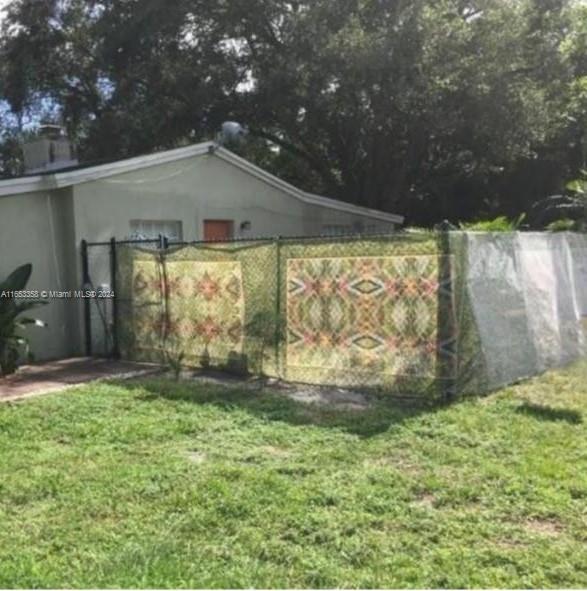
[
  {"left": 0, "top": 141, "right": 215, "bottom": 197},
  {"left": 0, "top": 140, "right": 405, "bottom": 225}
]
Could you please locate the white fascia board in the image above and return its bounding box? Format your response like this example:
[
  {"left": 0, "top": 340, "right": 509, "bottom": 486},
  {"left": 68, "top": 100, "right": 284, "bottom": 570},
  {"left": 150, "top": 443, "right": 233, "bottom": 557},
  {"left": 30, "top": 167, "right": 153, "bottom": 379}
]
[
  {"left": 0, "top": 175, "right": 45, "bottom": 197},
  {"left": 214, "top": 146, "right": 404, "bottom": 224},
  {"left": 52, "top": 142, "right": 214, "bottom": 188},
  {"left": 0, "top": 139, "right": 405, "bottom": 225},
  {"left": 0, "top": 141, "right": 215, "bottom": 197},
  {"left": 301, "top": 191, "right": 404, "bottom": 224}
]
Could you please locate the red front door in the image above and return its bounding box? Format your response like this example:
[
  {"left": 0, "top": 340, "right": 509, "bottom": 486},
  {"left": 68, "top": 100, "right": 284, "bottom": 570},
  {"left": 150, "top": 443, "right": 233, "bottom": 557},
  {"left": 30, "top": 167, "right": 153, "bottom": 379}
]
[{"left": 203, "top": 220, "right": 233, "bottom": 241}]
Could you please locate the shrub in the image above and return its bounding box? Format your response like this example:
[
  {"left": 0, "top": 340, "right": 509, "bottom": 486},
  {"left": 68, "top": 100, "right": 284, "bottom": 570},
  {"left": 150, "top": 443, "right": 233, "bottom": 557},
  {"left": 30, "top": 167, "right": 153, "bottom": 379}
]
[
  {"left": 459, "top": 214, "right": 526, "bottom": 232},
  {"left": 0, "top": 264, "right": 47, "bottom": 376},
  {"left": 546, "top": 218, "right": 579, "bottom": 232},
  {"left": 532, "top": 174, "right": 587, "bottom": 229}
]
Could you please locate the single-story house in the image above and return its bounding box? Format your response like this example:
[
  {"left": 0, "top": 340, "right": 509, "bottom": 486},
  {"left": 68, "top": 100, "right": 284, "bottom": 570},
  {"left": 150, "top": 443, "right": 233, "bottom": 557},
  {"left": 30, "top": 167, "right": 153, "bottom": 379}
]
[{"left": 0, "top": 137, "right": 403, "bottom": 362}]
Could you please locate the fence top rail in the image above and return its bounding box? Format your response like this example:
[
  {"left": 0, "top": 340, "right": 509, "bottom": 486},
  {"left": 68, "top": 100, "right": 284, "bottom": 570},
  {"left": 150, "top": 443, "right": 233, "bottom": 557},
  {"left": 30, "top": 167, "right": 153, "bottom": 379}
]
[
  {"left": 85, "top": 238, "right": 161, "bottom": 247},
  {"left": 82, "top": 233, "right": 388, "bottom": 250},
  {"left": 174, "top": 230, "right": 432, "bottom": 245},
  {"left": 84, "top": 230, "right": 437, "bottom": 249},
  {"left": 82, "top": 228, "right": 587, "bottom": 250}
]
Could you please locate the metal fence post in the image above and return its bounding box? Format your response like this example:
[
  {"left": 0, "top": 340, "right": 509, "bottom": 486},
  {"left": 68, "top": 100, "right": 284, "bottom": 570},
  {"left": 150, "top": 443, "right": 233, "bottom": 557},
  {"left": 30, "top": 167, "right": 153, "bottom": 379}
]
[
  {"left": 438, "top": 221, "right": 456, "bottom": 403},
  {"left": 274, "top": 235, "right": 282, "bottom": 378},
  {"left": 81, "top": 239, "right": 92, "bottom": 356},
  {"left": 110, "top": 237, "right": 120, "bottom": 359}
]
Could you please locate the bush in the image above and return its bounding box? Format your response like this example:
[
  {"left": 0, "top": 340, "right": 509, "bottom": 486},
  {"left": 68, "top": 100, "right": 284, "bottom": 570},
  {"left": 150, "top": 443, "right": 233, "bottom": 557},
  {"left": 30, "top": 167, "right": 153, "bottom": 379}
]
[
  {"left": 0, "top": 264, "right": 47, "bottom": 375},
  {"left": 546, "top": 218, "right": 579, "bottom": 232},
  {"left": 459, "top": 214, "right": 526, "bottom": 232}
]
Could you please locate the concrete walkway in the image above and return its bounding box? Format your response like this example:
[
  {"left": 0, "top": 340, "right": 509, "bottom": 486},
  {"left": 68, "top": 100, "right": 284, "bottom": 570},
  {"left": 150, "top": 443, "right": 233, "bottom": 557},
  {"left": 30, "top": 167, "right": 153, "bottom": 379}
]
[{"left": 0, "top": 357, "right": 162, "bottom": 402}]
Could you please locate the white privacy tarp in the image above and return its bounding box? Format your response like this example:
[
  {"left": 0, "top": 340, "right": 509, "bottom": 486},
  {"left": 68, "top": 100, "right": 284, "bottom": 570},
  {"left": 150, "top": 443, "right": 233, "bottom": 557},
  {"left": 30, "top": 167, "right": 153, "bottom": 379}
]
[
  {"left": 464, "top": 231, "right": 586, "bottom": 391},
  {"left": 516, "top": 234, "right": 563, "bottom": 371},
  {"left": 568, "top": 233, "right": 587, "bottom": 318},
  {"left": 466, "top": 233, "right": 538, "bottom": 388},
  {"left": 551, "top": 234, "right": 584, "bottom": 362}
]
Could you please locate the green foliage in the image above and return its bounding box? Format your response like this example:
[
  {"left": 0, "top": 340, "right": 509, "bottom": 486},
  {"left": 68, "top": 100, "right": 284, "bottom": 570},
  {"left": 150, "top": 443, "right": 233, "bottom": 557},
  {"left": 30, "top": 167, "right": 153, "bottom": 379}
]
[
  {"left": 566, "top": 177, "right": 587, "bottom": 195},
  {"left": 0, "top": 0, "right": 580, "bottom": 225},
  {"left": 0, "top": 264, "right": 47, "bottom": 375},
  {"left": 402, "top": 226, "right": 436, "bottom": 234},
  {"left": 164, "top": 346, "right": 185, "bottom": 382},
  {"left": 0, "top": 360, "right": 587, "bottom": 587},
  {"left": 547, "top": 218, "right": 579, "bottom": 232},
  {"left": 534, "top": 171, "right": 587, "bottom": 229},
  {"left": 565, "top": 172, "right": 587, "bottom": 228},
  {"left": 459, "top": 214, "right": 526, "bottom": 232}
]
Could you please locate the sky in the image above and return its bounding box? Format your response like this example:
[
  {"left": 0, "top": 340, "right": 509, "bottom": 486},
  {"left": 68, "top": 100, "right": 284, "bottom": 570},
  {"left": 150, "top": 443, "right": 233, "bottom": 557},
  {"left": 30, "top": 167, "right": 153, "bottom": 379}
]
[{"left": 0, "top": 0, "right": 8, "bottom": 25}]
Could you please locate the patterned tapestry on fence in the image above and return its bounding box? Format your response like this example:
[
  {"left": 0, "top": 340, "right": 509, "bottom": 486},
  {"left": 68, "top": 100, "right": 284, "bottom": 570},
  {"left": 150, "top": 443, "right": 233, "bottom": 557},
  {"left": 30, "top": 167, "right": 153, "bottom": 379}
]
[
  {"left": 129, "top": 259, "right": 165, "bottom": 361},
  {"left": 131, "top": 260, "right": 245, "bottom": 366},
  {"left": 286, "top": 255, "right": 454, "bottom": 389}
]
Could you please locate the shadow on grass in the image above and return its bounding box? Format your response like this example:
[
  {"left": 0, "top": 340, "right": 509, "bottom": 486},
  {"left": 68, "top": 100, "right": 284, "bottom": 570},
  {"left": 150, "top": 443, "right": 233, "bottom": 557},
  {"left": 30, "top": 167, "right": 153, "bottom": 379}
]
[
  {"left": 111, "top": 377, "right": 439, "bottom": 438},
  {"left": 515, "top": 402, "right": 582, "bottom": 424}
]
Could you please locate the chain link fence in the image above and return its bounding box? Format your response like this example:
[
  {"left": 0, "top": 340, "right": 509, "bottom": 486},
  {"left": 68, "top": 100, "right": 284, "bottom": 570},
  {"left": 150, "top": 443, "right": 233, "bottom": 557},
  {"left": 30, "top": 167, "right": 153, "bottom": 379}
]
[{"left": 84, "top": 230, "right": 587, "bottom": 402}]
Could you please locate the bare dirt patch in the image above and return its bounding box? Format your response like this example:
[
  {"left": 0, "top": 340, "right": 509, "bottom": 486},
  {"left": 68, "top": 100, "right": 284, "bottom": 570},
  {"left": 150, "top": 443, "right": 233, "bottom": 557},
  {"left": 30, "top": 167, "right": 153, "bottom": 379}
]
[
  {"left": 186, "top": 451, "right": 207, "bottom": 464},
  {"left": 178, "top": 370, "right": 374, "bottom": 411},
  {"left": 523, "top": 517, "right": 564, "bottom": 537},
  {"left": 274, "top": 384, "right": 372, "bottom": 411},
  {"left": 411, "top": 492, "right": 436, "bottom": 508}
]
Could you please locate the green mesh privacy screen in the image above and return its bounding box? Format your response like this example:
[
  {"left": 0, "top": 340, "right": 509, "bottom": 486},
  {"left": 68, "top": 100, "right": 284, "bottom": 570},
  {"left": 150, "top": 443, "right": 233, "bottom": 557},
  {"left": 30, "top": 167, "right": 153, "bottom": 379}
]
[
  {"left": 116, "top": 232, "right": 457, "bottom": 401},
  {"left": 115, "top": 231, "right": 587, "bottom": 402},
  {"left": 117, "top": 240, "right": 279, "bottom": 377}
]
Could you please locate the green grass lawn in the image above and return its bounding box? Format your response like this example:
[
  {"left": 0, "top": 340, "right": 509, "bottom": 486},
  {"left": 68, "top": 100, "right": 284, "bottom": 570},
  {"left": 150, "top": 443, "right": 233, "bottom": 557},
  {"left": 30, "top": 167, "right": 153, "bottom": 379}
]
[{"left": 1, "top": 362, "right": 587, "bottom": 588}]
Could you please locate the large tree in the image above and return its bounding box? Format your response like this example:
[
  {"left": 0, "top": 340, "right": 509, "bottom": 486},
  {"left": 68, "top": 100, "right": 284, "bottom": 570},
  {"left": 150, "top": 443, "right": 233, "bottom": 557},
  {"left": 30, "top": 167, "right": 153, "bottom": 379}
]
[
  {"left": 220, "top": 0, "right": 572, "bottom": 220},
  {"left": 0, "top": 0, "right": 580, "bottom": 224}
]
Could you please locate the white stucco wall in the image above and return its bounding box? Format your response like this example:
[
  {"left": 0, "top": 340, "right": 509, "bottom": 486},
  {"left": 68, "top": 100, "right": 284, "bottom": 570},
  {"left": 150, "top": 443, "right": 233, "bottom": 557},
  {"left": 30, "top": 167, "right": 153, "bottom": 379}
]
[
  {"left": 0, "top": 149, "right": 398, "bottom": 362},
  {"left": 71, "top": 153, "right": 394, "bottom": 243},
  {"left": 0, "top": 188, "right": 78, "bottom": 361},
  {"left": 70, "top": 153, "right": 395, "bottom": 358}
]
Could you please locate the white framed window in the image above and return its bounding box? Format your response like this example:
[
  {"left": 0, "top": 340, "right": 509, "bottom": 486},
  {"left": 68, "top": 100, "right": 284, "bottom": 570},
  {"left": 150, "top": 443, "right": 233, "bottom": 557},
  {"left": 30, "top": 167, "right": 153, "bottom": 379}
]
[{"left": 129, "top": 220, "right": 183, "bottom": 243}]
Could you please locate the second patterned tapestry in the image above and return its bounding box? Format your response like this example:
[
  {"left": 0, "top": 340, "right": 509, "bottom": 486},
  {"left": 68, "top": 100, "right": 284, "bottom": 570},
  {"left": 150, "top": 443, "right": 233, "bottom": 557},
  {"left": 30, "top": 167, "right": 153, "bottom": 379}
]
[{"left": 286, "top": 255, "right": 451, "bottom": 387}]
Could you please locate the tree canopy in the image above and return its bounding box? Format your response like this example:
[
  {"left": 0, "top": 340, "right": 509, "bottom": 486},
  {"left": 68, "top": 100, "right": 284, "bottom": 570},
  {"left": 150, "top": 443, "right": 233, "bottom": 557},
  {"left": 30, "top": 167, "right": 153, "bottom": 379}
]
[{"left": 1, "top": 0, "right": 586, "bottom": 225}]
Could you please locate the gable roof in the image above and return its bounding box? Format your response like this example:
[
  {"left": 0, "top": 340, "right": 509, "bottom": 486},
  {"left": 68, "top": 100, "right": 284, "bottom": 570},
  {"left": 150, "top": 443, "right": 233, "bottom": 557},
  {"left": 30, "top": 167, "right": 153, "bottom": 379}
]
[{"left": 0, "top": 141, "right": 404, "bottom": 224}]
